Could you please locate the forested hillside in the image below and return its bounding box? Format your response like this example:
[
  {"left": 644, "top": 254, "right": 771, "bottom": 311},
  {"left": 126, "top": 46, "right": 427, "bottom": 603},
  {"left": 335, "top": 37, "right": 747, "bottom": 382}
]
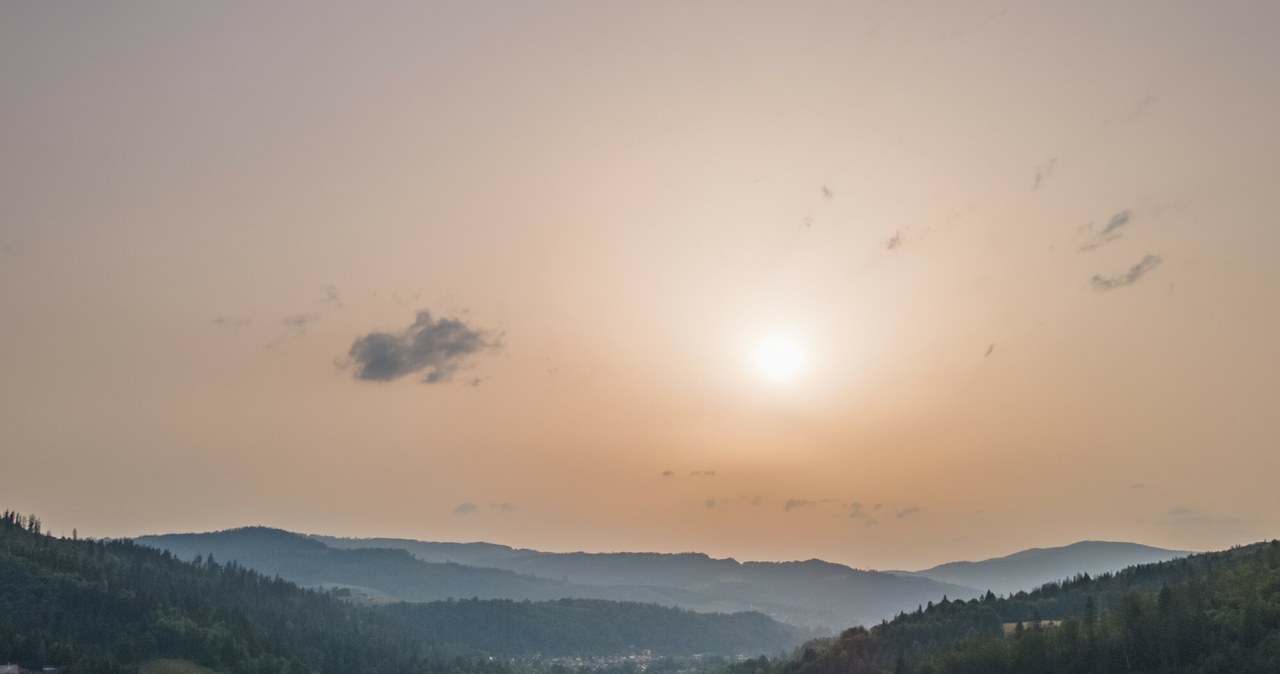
[
  {"left": 0, "top": 510, "right": 513, "bottom": 674},
  {"left": 0, "top": 511, "right": 807, "bottom": 674},
  {"left": 729, "top": 541, "right": 1280, "bottom": 674},
  {"left": 384, "top": 598, "right": 810, "bottom": 656}
]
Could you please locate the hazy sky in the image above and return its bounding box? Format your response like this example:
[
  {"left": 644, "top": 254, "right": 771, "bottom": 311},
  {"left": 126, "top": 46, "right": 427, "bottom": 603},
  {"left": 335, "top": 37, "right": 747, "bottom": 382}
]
[{"left": 3, "top": 1, "right": 1279, "bottom": 570}]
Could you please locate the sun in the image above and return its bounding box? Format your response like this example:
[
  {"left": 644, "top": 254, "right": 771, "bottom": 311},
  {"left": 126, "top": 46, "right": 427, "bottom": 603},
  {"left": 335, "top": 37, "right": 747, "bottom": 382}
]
[{"left": 751, "top": 334, "right": 807, "bottom": 383}]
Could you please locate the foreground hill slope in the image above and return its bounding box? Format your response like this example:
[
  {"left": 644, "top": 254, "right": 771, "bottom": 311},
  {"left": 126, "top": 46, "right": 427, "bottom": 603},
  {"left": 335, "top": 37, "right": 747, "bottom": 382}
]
[
  {"left": 739, "top": 540, "right": 1280, "bottom": 674},
  {"left": 140, "top": 528, "right": 974, "bottom": 628},
  {"left": 899, "top": 540, "right": 1189, "bottom": 595}
]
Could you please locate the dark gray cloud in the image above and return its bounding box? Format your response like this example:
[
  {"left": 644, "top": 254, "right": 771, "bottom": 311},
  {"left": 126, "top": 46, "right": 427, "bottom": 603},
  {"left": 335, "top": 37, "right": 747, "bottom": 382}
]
[
  {"left": 897, "top": 505, "right": 921, "bottom": 518},
  {"left": 886, "top": 231, "right": 903, "bottom": 250},
  {"left": 784, "top": 498, "right": 815, "bottom": 512},
  {"left": 985, "top": 343, "right": 995, "bottom": 358},
  {"left": 822, "top": 185, "right": 833, "bottom": 199},
  {"left": 1078, "top": 210, "right": 1133, "bottom": 251},
  {"left": 454, "top": 502, "right": 478, "bottom": 516},
  {"left": 345, "top": 310, "right": 498, "bottom": 384},
  {"left": 1091, "top": 254, "right": 1162, "bottom": 290}
]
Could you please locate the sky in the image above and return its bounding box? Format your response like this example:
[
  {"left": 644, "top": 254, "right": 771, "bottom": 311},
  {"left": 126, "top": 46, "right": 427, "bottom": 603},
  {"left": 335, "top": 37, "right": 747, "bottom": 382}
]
[{"left": 2, "top": 1, "right": 1279, "bottom": 571}]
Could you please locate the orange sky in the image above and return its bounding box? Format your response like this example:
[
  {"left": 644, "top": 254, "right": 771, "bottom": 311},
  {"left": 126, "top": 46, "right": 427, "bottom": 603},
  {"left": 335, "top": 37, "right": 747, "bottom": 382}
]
[{"left": 2, "top": 1, "right": 1279, "bottom": 570}]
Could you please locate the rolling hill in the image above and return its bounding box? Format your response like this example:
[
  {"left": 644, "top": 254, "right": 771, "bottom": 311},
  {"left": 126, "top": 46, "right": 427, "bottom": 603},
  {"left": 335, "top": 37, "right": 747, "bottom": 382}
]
[
  {"left": 138, "top": 528, "right": 975, "bottom": 629},
  {"left": 896, "top": 540, "right": 1189, "bottom": 595}
]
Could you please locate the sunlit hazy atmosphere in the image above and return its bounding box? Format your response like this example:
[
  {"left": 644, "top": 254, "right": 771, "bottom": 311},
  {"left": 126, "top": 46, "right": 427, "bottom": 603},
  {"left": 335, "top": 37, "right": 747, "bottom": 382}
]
[{"left": 3, "top": 1, "right": 1279, "bottom": 570}]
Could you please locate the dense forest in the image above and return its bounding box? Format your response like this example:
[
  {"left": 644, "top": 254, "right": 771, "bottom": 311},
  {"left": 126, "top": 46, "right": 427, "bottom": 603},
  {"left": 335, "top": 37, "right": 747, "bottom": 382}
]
[
  {"left": 385, "top": 598, "right": 810, "bottom": 656},
  {"left": 0, "top": 511, "right": 806, "bottom": 674},
  {"left": 0, "top": 510, "right": 511, "bottom": 674},
  {"left": 727, "top": 540, "right": 1280, "bottom": 674}
]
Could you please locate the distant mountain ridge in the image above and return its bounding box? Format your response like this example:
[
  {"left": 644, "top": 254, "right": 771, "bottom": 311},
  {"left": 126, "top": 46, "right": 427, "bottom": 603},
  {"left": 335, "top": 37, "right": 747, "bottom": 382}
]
[
  {"left": 138, "top": 527, "right": 974, "bottom": 629},
  {"left": 895, "top": 540, "right": 1190, "bottom": 595},
  {"left": 136, "top": 529, "right": 1190, "bottom": 630}
]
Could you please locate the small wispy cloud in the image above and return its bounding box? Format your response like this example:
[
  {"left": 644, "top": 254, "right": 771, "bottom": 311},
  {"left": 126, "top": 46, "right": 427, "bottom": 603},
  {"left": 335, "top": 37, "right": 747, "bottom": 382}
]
[
  {"left": 784, "top": 499, "right": 816, "bottom": 512},
  {"left": 896, "top": 505, "right": 921, "bottom": 518},
  {"left": 211, "top": 315, "right": 254, "bottom": 329},
  {"left": 454, "top": 502, "right": 478, "bottom": 516},
  {"left": 283, "top": 313, "right": 319, "bottom": 331},
  {"left": 1091, "top": 254, "right": 1162, "bottom": 290},
  {"left": 885, "top": 231, "right": 903, "bottom": 251},
  {"left": 849, "top": 502, "right": 866, "bottom": 519},
  {"left": 704, "top": 499, "right": 717, "bottom": 509},
  {"left": 343, "top": 310, "right": 499, "bottom": 384},
  {"left": 661, "top": 470, "right": 674, "bottom": 477},
  {"left": 1078, "top": 210, "right": 1133, "bottom": 251},
  {"left": 1032, "top": 158, "right": 1057, "bottom": 191},
  {"left": 321, "top": 284, "right": 344, "bottom": 310},
  {"left": 492, "top": 502, "right": 518, "bottom": 512}
]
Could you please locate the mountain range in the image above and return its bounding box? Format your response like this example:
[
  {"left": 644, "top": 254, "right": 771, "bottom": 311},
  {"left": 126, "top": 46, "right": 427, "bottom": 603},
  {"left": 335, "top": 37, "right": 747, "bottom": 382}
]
[{"left": 136, "top": 528, "right": 1188, "bottom": 630}]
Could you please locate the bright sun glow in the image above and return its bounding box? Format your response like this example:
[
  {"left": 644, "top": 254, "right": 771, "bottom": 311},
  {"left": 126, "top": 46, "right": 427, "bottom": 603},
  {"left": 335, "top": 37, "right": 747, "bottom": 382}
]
[{"left": 752, "top": 335, "right": 807, "bottom": 383}]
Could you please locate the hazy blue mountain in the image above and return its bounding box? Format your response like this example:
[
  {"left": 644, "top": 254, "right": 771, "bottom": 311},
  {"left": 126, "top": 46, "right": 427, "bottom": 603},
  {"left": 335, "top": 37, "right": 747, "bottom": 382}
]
[
  {"left": 895, "top": 540, "right": 1190, "bottom": 595},
  {"left": 138, "top": 528, "right": 975, "bottom": 629}
]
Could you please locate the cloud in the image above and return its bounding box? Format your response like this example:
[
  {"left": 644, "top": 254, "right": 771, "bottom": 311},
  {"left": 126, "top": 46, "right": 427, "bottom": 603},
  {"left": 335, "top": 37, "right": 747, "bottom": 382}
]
[
  {"left": 848, "top": 502, "right": 866, "bottom": 519},
  {"left": 1032, "top": 158, "right": 1057, "bottom": 191},
  {"left": 704, "top": 499, "right": 717, "bottom": 509},
  {"left": 454, "top": 502, "right": 478, "bottom": 516},
  {"left": 492, "top": 502, "right": 517, "bottom": 512},
  {"left": 864, "top": 518, "right": 879, "bottom": 527},
  {"left": 1091, "top": 254, "right": 1162, "bottom": 290},
  {"left": 784, "top": 499, "right": 816, "bottom": 512},
  {"left": 985, "top": 343, "right": 995, "bottom": 358},
  {"left": 1078, "top": 210, "right": 1133, "bottom": 251},
  {"left": 896, "top": 506, "right": 921, "bottom": 518},
  {"left": 344, "top": 310, "right": 498, "bottom": 384},
  {"left": 821, "top": 185, "right": 833, "bottom": 199},
  {"left": 661, "top": 470, "right": 674, "bottom": 477},
  {"left": 689, "top": 470, "right": 717, "bottom": 477},
  {"left": 211, "top": 316, "right": 254, "bottom": 328},
  {"left": 321, "top": 284, "right": 344, "bottom": 310},
  {"left": 885, "top": 231, "right": 903, "bottom": 250},
  {"left": 283, "top": 313, "right": 320, "bottom": 331}
]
